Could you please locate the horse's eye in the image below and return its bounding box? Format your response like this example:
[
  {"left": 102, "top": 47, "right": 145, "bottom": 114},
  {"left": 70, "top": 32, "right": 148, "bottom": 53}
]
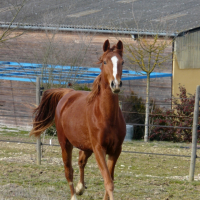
[
  {"left": 104, "top": 61, "right": 106, "bottom": 65},
  {"left": 122, "top": 61, "right": 124, "bottom": 65}
]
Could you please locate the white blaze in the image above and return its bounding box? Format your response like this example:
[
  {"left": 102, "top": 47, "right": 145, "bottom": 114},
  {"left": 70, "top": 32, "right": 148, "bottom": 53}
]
[{"left": 111, "top": 56, "right": 118, "bottom": 85}]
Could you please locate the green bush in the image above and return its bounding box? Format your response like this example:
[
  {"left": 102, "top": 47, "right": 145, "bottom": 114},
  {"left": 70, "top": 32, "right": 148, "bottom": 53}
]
[
  {"left": 45, "top": 124, "right": 57, "bottom": 136},
  {"left": 72, "top": 84, "right": 91, "bottom": 91}
]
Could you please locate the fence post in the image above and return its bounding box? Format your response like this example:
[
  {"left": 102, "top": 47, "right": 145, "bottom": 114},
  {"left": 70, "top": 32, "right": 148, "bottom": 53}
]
[
  {"left": 189, "top": 85, "right": 200, "bottom": 181},
  {"left": 36, "top": 77, "right": 41, "bottom": 165}
]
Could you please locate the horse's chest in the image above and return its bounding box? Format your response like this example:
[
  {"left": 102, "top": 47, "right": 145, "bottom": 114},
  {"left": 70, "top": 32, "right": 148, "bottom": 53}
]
[{"left": 97, "top": 126, "right": 123, "bottom": 152}]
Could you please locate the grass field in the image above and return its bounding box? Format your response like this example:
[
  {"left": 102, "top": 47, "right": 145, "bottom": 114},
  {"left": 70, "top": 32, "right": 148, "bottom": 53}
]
[{"left": 0, "top": 126, "right": 200, "bottom": 200}]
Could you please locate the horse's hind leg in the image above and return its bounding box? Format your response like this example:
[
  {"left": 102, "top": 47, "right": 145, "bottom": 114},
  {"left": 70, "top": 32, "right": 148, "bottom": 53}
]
[
  {"left": 76, "top": 150, "right": 92, "bottom": 195},
  {"left": 60, "top": 140, "right": 77, "bottom": 200}
]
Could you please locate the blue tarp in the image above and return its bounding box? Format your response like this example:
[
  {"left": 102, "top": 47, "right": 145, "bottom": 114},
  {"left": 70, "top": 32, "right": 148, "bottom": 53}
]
[{"left": 0, "top": 61, "right": 172, "bottom": 83}]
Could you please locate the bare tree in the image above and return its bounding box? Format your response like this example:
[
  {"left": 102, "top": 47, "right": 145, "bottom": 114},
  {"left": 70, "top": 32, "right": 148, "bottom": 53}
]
[
  {"left": 32, "top": 30, "right": 94, "bottom": 89},
  {"left": 124, "top": 34, "right": 173, "bottom": 142},
  {"left": 0, "top": 0, "right": 27, "bottom": 43}
]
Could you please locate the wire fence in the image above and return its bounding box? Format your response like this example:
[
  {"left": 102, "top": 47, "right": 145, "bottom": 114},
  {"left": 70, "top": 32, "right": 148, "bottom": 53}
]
[
  {"left": 0, "top": 78, "right": 199, "bottom": 162},
  {"left": 0, "top": 79, "right": 198, "bottom": 137},
  {"left": 0, "top": 78, "right": 198, "bottom": 138},
  {"left": 0, "top": 139, "right": 198, "bottom": 159}
]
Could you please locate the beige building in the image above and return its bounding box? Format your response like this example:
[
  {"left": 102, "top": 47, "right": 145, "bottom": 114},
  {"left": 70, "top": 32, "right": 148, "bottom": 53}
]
[{"left": 173, "top": 30, "right": 200, "bottom": 96}]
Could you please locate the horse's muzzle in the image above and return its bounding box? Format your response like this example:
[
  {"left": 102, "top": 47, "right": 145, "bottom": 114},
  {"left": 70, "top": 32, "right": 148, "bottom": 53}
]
[{"left": 111, "top": 80, "right": 122, "bottom": 94}]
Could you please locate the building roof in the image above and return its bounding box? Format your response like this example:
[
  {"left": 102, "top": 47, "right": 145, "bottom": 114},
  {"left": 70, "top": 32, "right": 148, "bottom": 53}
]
[{"left": 0, "top": 0, "right": 200, "bottom": 36}]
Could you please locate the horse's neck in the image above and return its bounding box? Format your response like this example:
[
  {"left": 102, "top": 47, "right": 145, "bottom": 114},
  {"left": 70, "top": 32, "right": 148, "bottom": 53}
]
[{"left": 91, "top": 73, "right": 120, "bottom": 123}]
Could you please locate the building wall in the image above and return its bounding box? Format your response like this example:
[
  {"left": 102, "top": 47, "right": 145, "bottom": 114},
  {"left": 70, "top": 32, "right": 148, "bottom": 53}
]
[{"left": 173, "top": 55, "right": 200, "bottom": 95}]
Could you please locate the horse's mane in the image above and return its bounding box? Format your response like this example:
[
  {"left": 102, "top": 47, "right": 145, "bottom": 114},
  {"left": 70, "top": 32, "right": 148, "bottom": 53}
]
[
  {"left": 87, "top": 74, "right": 101, "bottom": 104},
  {"left": 87, "top": 44, "right": 122, "bottom": 104}
]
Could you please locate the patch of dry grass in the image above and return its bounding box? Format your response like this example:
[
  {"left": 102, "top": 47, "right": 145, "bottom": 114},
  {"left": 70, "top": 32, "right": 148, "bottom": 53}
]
[{"left": 0, "top": 127, "right": 200, "bottom": 199}]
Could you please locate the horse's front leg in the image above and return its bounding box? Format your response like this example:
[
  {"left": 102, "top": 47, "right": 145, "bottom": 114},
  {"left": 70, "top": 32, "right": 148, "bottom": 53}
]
[
  {"left": 76, "top": 150, "right": 92, "bottom": 195},
  {"left": 93, "top": 145, "right": 114, "bottom": 200},
  {"left": 103, "top": 146, "right": 122, "bottom": 200}
]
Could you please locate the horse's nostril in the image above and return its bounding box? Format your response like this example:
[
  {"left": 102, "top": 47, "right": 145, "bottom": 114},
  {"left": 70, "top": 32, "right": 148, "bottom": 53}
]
[
  {"left": 111, "top": 80, "right": 114, "bottom": 88},
  {"left": 120, "top": 81, "right": 122, "bottom": 87}
]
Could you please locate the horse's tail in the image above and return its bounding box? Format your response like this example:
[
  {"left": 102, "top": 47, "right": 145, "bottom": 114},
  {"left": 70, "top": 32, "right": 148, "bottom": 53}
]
[{"left": 30, "top": 88, "right": 73, "bottom": 137}]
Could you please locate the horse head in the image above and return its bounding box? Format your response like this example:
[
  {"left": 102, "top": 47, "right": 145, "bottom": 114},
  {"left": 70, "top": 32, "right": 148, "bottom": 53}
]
[{"left": 100, "top": 39, "right": 124, "bottom": 94}]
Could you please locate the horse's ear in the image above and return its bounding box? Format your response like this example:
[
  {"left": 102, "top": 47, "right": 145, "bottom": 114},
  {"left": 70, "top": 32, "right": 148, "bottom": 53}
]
[
  {"left": 116, "top": 40, "right": 123, "bottom": 51},
  {"left": 103, "top": 39, "right": 110, "bottom": 52}
]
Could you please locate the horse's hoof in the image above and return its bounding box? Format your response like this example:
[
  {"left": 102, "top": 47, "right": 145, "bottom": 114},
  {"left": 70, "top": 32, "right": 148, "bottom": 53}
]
[
  {"left": 71, "top": 194, "right": 78, "bottom": 200},
  {"left": 75, "top": 182, "right": 85, "bottom": 195}
]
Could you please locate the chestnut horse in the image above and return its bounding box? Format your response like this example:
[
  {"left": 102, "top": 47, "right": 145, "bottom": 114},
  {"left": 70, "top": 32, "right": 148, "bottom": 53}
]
[{"left": 30, "top": 40, "right": 126, "bottom": 200}]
